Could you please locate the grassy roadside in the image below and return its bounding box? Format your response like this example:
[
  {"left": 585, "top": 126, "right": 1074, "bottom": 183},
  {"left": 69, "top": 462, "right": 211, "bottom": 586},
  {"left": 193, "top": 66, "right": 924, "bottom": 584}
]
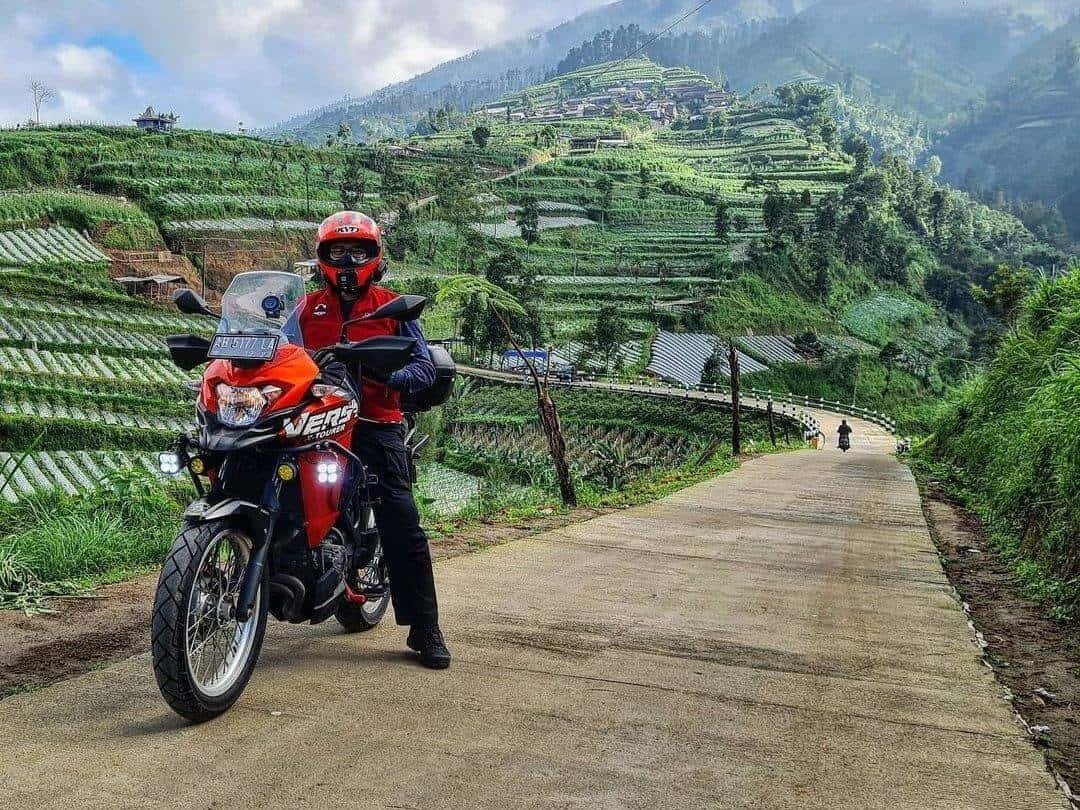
[
  {"left": 0, "top": 469, "right": 188, "bottom": 611},
  {"left": 422, "top": 438, "right": 802, "bottom": 540},
  {"left": 908, "top": 450, "right": 1078, "bottom": 621}
]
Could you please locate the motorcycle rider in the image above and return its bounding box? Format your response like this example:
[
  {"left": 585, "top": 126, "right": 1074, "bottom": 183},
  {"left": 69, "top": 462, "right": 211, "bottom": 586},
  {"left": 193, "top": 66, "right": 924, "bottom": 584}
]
[
  {"left": 838, "top": 419, "right": 853, "bottom": 451},
  {"left": 289, "top": 210, "right": 451, "bottom": 669}
]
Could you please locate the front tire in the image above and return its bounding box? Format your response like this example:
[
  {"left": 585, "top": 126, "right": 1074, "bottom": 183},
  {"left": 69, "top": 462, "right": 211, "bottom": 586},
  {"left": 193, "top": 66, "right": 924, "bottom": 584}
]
[{"left": 151, "top": 521, "right": 268, "bottom": 722}]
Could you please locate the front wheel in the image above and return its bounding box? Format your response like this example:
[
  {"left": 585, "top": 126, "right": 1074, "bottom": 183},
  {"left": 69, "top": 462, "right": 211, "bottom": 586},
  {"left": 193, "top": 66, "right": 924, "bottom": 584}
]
[{"left": 151, "top": 521, "right": 268, "bottom": 722}]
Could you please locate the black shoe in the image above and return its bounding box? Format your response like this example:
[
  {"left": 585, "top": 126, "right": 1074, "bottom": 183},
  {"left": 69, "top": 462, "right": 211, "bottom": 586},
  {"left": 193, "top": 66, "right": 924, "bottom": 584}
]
[{"left": 407, "top": 624, "right": 451, "bottom": 669}]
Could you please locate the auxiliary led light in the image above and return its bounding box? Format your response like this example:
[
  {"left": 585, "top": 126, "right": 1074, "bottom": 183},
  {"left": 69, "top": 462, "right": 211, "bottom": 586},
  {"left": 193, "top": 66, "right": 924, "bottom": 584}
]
[
  {"left": 158, "top": 452, "right": 182, "bottom": 475},
  {"left": 188, "top": 457, "right": 206, "bottom": 475},
  {"left": 276, "top": 463, "right": 297, "bottom": 482},
  {"left": 316, "top": 461, "right": 340, "bottom": 485}
]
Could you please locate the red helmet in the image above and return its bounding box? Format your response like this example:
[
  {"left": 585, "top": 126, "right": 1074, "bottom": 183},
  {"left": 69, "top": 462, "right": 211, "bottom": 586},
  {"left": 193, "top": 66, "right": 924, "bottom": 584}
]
[{"left": 316, "top": 211, "right": 383, "bottom": 293}]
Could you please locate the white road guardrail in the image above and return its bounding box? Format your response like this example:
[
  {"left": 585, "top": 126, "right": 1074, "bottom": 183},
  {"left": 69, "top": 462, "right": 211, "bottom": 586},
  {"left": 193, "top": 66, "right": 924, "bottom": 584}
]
[
  {"left": 573, "top": 372, "right": 896, "bottom": 434},
  {"left": 459, "top": 366, "right": 863, "bottom": 441}
]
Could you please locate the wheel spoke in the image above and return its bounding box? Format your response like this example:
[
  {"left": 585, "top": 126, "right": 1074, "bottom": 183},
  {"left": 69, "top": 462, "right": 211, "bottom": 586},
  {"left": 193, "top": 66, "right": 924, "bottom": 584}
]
[{"left": 185, "top": 530, "right": 260, "bottom": 698}]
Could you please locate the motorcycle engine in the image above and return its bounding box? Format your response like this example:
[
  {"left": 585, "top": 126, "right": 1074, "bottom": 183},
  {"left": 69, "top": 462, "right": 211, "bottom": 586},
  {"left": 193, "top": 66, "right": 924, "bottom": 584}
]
[{"left": 308, "top": 529, "right": 349, "bottom": 625}]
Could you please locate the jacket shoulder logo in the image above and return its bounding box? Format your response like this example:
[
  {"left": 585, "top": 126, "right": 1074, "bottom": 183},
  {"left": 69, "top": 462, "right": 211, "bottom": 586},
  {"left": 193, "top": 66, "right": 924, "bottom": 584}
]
[{"left": 313, "top": 302, "right": 328, "bottom": 316}]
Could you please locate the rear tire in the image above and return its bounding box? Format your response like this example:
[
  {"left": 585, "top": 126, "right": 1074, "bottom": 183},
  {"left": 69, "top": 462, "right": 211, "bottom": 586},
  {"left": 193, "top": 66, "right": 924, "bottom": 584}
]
[
  {"left": 336, "top": 540, "right": 390, "bottom": 632},
  {"left": 151, "top": 521, "right": 268, "bottom": 722}
]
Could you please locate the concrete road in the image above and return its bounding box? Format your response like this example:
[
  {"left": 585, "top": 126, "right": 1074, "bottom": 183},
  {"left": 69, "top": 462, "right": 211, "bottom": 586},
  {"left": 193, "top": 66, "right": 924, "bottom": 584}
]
[{"left": 0, "top": 423, "right": 1065, "bottom": 808}]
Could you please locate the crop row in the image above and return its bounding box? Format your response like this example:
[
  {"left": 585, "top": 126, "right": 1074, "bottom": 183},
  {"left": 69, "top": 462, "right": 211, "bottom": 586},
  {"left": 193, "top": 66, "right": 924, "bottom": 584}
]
[
  {"left": 0, "top": 226, "right": 110, "bottom": 266},
  {"left": 0, "top": 451, "right": 156, "bottom": 501},
  {"left": 648, "top": 331, "right": 768, "bottom": 387},
  {"left": 0, "top": 346, "right": 190, "bottom": 383},
  {"left": 0, "top": 314, "right": 167, "bottom": 353},
  {"left": 165, "top": 217, "right": 320, "bottom": 233},
  {"left": 0, "top": 397, "right": 188, "bottom": 431},
  {"left": 0, "top": 294, "right": 214, "bottom": 332}
]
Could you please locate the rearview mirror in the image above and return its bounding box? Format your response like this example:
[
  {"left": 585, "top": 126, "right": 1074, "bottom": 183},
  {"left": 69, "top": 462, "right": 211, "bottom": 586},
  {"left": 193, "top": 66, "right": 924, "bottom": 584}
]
[
  {"left": 367, "top": 294, "right": 427, "bottom": 322},
  {"left": 340, "top": 294, "right": 427, "bottom": 340},
  {"left": 173, "top": 288, "right": 216, "bottom": 317}
]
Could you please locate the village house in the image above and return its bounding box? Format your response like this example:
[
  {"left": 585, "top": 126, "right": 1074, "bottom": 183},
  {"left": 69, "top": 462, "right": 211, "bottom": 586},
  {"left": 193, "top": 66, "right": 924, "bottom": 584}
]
[
  {"left": 705, "top": 89, "right": 737, "bottom": 107},
  {"left": 133, "top": 107, "right": 179, "bottom": 132}
]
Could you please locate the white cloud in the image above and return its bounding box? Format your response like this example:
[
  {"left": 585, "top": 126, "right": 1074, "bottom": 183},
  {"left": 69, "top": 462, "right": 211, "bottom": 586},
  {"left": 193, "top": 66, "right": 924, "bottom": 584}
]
[
  {"left": 0, "top": 0, "right": 606, "bottom": 129},
  {"left": 54, "top": 44, "right": 117, "bottom": 83}
]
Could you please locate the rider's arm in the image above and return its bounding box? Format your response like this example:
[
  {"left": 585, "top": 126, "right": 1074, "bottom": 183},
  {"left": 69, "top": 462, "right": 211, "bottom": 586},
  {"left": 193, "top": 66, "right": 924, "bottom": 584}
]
[{"left": 387, "top": 318, "right": 435, "bottom": 394}]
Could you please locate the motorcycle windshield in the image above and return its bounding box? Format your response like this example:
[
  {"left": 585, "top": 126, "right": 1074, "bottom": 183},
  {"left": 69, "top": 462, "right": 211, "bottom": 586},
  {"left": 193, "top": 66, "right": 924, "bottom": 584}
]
[{"left": 217, "top": 271, "right": 305, "bottom": 348}]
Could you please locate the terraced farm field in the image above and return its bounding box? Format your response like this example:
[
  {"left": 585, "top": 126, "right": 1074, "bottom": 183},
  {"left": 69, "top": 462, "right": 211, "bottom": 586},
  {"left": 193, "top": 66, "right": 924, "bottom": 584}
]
[
  {"left": 165, "top": 217, "right": 320, "bottom": 233},
  {"left": 0, "top": 227, "right": 110, "bottom": 266},
  {"left": 441, "top": 90, "right": 857, "bottom": 347},
  {"left": 0, "top": 259, "right": 207, "bottom": 466},
  {"left": 443, "top": 381, "right": 767, "bottom": 488},
  {"left": 648, "top": 331, "right": 768, "bottom": 387}
]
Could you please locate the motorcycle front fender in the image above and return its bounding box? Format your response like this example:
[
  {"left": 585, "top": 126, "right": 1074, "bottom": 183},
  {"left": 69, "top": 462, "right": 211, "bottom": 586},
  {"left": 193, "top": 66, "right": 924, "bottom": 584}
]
[{"left": 184, "top": 498, "right": 272, "bottom": 537}]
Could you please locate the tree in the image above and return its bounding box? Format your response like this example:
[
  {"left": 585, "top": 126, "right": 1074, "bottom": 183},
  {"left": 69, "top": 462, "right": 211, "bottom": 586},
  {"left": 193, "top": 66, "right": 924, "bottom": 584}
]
[
  {"left": 844, "top": 135, "right": 872, "bottom": 176},
  {"left": 594, "top": 175, "right": 614, "bottom": 226},
  {"left": 701, "top": 345, "right": 726, "bottom": 385},
  {"left": 336, "top": 121, "right": 352, "bottom": 144},
  {"left": 638, "top": 165, "right": 651, "bottom": 200},
  {"left": 587, "top": 305, "right": 630, "bottom": 369},
  {"left": 972, "top": 264, "right": 1034, "bottom": 325},
  {"left": 437, "top": 276, "right": 577, "bottom": 506},
  {"left": 517, "top": 198, "right": 541, "bottom": 248},
  {"left": 537, "top": 125, "right": 557, "bottom": 148},
  {"left": 819, "top": 119, "right": 838, "bottom": 149},
  {"left": 714, "top": 200, "right": 732, "bottom": 243},
  {"left": 471, "top": 125, "right": 491, "bottom": 149},
  {"left": 26, "top": 77, "right": 56, "bottom": 125},
  {"left": 878, "top": 341, "right": 903, "bottom": 395},
  {"left": 338, "top": 148, "right": 368, "bottom": 209}
]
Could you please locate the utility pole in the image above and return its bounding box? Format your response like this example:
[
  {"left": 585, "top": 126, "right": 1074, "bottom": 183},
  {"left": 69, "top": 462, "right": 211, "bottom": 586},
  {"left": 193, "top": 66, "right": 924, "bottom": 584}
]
[{"left": 729, "top": 340, "right": 741, "bottom": 456}]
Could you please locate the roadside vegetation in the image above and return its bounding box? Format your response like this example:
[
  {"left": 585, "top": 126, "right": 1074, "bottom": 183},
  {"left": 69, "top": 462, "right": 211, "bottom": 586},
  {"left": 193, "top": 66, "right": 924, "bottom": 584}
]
[{"left": 917, "top": 265, "right": 1080, "bottom": 618}]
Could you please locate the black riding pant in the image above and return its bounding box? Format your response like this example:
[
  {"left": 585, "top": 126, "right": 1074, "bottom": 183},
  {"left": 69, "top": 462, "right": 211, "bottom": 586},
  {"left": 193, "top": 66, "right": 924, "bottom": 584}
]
[{"left": 353, "top": 423, "right": 438, "bottom": 627}]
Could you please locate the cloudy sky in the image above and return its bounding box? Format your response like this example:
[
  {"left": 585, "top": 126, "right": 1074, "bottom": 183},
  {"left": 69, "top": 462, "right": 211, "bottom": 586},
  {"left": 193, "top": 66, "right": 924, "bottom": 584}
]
[{"left": 0, "top": 0, "right": 606, "bottom": 130}]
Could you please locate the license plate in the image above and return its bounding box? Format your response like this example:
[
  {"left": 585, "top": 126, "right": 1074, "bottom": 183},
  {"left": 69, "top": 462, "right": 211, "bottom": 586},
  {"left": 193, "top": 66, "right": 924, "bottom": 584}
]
[{"left": 207, "top": 333, "right": 280, "bottom": 361}]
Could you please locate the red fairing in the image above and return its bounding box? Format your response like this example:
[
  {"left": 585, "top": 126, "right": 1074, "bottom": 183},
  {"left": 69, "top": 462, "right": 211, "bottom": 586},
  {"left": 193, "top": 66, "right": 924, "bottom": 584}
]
[
  {"left": 284, "top": 392, "right": 358, "bottom": 547},
  {"left": 200, "top": 343, "right": 319, "bottom": 416},
  {"left": 298, "top": 449, "right": 346, "bottom": 548}
]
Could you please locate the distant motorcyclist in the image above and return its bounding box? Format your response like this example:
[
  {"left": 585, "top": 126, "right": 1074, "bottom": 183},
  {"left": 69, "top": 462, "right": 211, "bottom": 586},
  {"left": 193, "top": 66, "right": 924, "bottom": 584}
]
[
  {"left": 838, "top": 419, "right": 852, "bottom": 452},
  {"left": 288, "top": 211, "right": 450, "bottom": 669}
]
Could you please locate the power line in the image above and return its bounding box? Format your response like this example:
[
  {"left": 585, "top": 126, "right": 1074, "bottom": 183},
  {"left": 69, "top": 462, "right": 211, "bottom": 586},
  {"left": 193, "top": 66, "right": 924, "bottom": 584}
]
[{"left": 585, "top": 0, "right": 717, "bottom": 85}]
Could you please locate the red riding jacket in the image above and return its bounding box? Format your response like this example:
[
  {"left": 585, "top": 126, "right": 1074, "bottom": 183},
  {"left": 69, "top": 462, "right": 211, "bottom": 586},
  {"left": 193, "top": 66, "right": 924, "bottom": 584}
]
[{"left": 294, "top": 285, "right": 433, "bottom": 424}]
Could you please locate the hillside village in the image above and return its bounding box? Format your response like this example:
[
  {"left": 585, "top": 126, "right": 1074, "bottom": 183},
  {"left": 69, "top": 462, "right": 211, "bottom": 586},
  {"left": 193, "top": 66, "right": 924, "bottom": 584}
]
[{"left": 479, "top": 71, "right": 737, "bottom": 127}]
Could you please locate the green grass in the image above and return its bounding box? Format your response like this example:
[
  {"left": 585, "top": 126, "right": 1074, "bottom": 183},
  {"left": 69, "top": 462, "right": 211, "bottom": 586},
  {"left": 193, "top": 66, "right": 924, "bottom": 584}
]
[
  {"left": 0, "top": 469, "right": 186, "bottom": 608},
  {"left": 922, "top": 268, "right": 1080, "bottom": 616}
]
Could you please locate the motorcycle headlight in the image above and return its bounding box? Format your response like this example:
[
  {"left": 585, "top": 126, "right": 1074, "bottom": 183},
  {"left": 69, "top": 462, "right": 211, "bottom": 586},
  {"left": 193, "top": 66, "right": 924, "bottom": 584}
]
[{"left": 215, "top": 384, "right": 281, "bottom": 427}]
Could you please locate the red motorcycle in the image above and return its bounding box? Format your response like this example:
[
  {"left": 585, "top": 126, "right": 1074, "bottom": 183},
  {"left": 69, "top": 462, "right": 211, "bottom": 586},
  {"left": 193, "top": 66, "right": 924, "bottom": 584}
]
[{"left": 153, "top": 271, "right": 452, "bottom": 721}]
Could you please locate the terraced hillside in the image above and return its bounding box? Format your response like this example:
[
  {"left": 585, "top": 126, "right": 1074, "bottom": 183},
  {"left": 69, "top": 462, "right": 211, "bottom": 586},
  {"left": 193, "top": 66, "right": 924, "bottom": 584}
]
[
  {"left": 443, "top": 381, "right": 784, "bottom": 491},
  {"left": 0, "top": 260, "right": 211, "bottom": 487}
]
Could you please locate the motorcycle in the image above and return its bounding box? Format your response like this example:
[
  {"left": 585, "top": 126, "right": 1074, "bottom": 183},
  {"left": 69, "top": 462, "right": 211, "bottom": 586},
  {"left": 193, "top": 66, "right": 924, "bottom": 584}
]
[
  {"left": 152, "top": 270, "right": 453, "bottom": 721},
  {"left": 839, "top": 433, "right": 851, "bottom": 452}
]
